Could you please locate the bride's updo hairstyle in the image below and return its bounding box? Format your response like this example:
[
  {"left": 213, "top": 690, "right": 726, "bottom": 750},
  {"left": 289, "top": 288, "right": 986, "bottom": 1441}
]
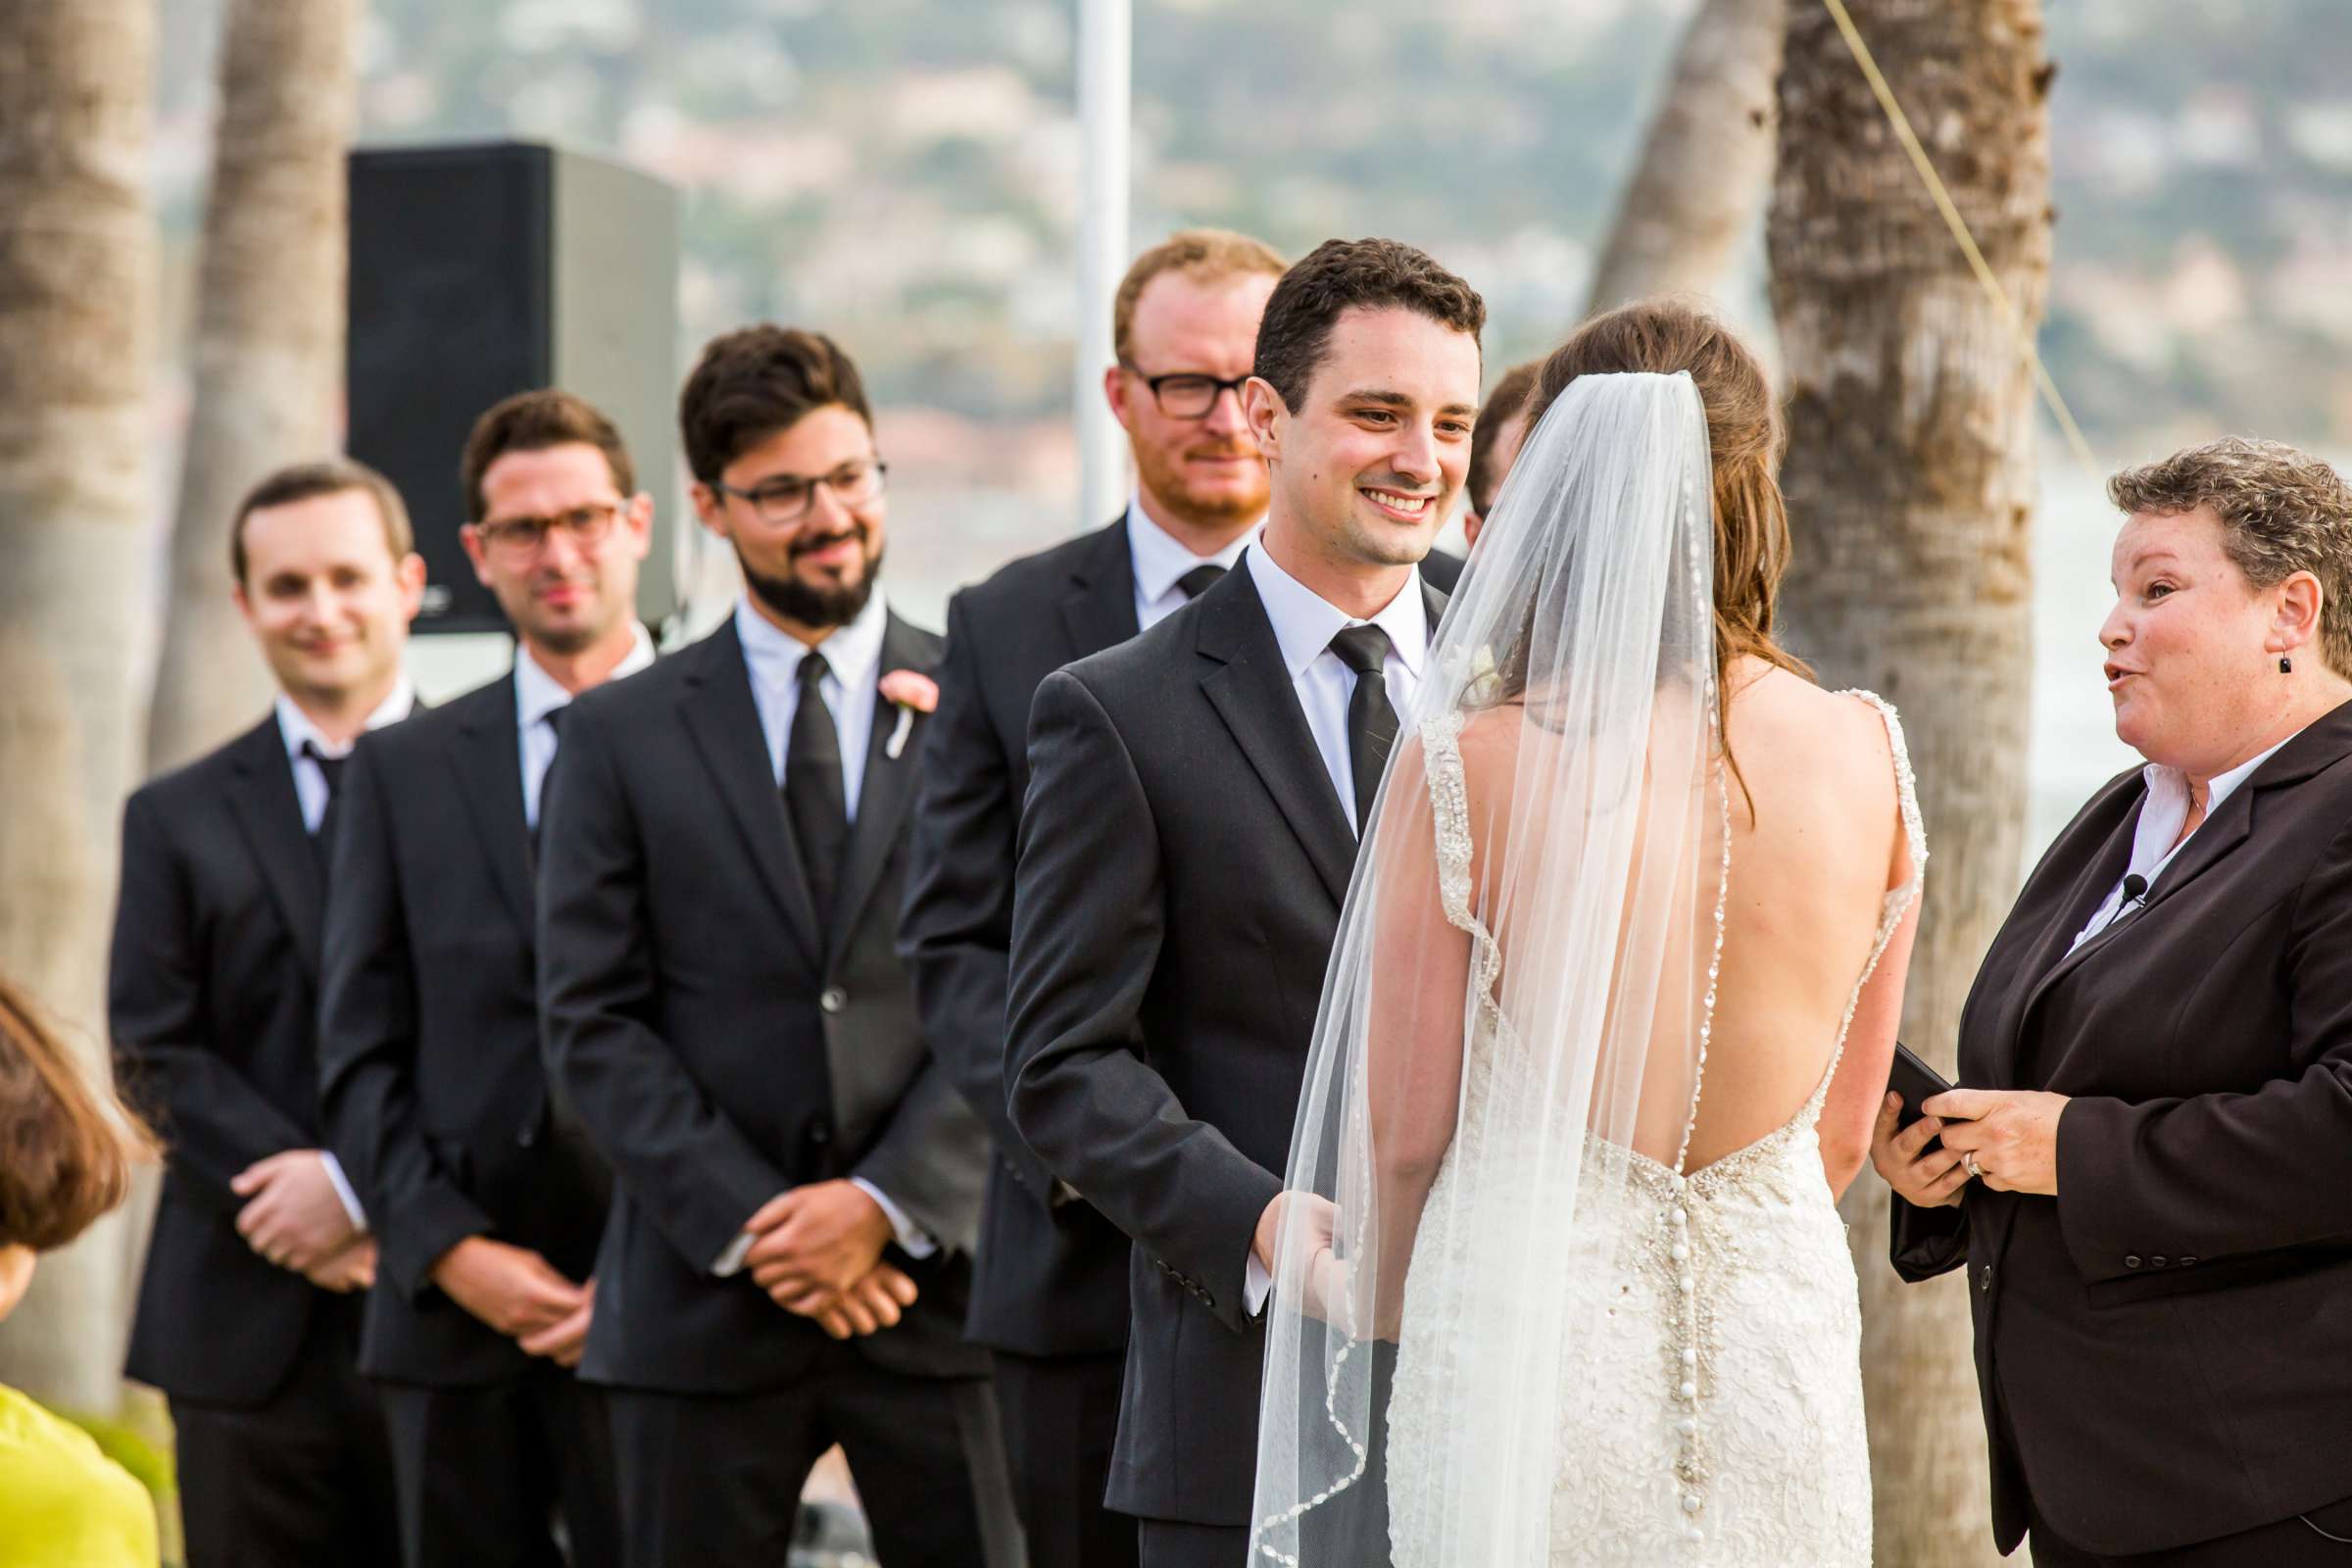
[{"left": 1527, "top": 300, "right": 1810, "bottom": 698}]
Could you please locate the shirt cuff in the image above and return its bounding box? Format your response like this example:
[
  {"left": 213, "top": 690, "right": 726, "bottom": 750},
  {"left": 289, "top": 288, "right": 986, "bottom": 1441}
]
[
  {"left": 319, "top": 1152, "right": 368, "bottom": 1233},
  {"left": 1245, "top": 1250, "right": 1273, "bottom": 1318},
  {"left": 852, "top": 1177, "right": 938, "bottom": 1259},
  {"left": 711, "top": 1224, "right": 759, "bottom": 1277}
]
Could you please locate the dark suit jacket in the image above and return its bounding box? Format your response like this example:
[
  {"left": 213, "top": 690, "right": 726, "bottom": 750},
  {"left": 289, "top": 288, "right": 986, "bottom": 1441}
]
[
  {"left": 537, "top": 612, "right": 990, "bottom": 1394},
  {"left": 1892, "top": 699, "right": 2352, "bottom": 1555},
  {"left": 111, "top": 716, "right": 361, "bottom": 1405},
  {"left": 1419, "top": 546, "right": 1464, "bottom": 595},
  {"left": 1004, "top": 560, "right": 1445, "bottom": 1527},
  {"left": 901, "top": 517, "right": 1144, "bottom": 1357},
  {"left": 318, "top": 673, "right": 612, "bottom": 1386}
]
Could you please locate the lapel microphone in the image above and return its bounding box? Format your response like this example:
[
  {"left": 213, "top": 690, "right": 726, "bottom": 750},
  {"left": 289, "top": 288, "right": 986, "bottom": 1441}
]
[{"left": 2120, "top": 872, "right": 2151, "bottom": 913}]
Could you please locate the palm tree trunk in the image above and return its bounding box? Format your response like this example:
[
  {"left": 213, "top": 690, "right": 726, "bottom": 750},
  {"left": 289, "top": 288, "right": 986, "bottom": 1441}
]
[
  {"left": 1769, "top": 3, "right": 2054, "bottom": 1563},
  {"left": 1587, "top": 0, "right": 1788, "bottom": 316},
  {"left": 0, "top": 0, "right": 160, "bottom": 1415},
  {"left": 145, "top": 0, "right": 358, "bottom": 776}
]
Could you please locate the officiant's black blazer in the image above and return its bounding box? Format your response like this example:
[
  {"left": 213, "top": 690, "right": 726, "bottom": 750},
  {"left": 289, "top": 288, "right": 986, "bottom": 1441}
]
[
  {"left": 318, "top": 673, "right": 614, "bottom": 1386},
  {"left": 537, "top": 612, "right": 990, "bottom": 1394},
  {"left": 1005, "top": 560, "right": 1446, "bottom": 1528},
  {"left": 902, "top": 516, "right": 1145, "bottom": 1357},
  {"left": 1893, "top": 698, "right": 2352, "bottom": 1557},
  {"left": 110, "top": 716, "right": 372, "bottom": 1404}
]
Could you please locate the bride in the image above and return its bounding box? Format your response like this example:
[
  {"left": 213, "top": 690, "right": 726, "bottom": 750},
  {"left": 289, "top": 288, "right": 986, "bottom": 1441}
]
[{"left": 1248, "top": 302, "right": 1924, "bottom": 1566}]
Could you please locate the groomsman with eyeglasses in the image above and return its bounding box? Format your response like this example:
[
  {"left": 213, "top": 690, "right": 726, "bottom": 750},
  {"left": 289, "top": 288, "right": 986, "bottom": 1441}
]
[
  {"left": 902, "top": 228, "right": 1306, "bottom": 1568},
  {"left": 536, "top": 325, "right": 1017, "bottom": 1566},
  {"left": 111, "top": 458, "right": 424, "bottom": 1568},
  {"left": 318, "top": 390, "right": 656, "bottom": 1567}
]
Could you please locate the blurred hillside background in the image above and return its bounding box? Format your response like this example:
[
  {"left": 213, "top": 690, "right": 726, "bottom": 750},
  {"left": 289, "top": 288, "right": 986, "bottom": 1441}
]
[{"left": 143, "top": 0, "right": 2352, "bottom": 833}]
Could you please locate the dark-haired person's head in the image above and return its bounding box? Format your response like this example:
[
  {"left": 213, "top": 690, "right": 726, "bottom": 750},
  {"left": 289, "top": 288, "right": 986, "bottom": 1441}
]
[
  {"left": 1463, "top": 359, "right": 1541, "bottom": 549},
  {"left": 682, "top": 326, "right": 884, "bottom": 637},
  {"left": 1107, "top": 229, "right": 1287, "bottom": 545},
  {"left": 229, "top": 458, "right": 426, "bottom": 710},
  {"left": 458, "top": 389, "right": 653, "bottom": 662},
  {"left": 1244, "top": 238, "right": 1485, "bottom": 573},
  {"left": 0, "top": 975, "right": 151, "bottom": 1323}
]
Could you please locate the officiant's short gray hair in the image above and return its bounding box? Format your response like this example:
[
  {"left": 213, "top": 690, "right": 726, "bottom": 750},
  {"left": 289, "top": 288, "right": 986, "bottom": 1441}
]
[{"left": 2110, "top": 437, "right": 2352, "bottom": 673}]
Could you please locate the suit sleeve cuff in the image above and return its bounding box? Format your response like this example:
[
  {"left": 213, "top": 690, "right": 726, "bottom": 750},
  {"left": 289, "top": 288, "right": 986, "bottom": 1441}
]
[
  {"left": 852, "top": 1177, "right": 938, "bottom": 1258},
  {"left": 319, "top": 1152, "right": 368, "bottom": 1232}
]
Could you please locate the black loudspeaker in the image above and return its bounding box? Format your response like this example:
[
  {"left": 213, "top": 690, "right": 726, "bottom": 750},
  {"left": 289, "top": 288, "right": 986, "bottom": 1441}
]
[{"left": 348, "top": 141, "right": 682, "bottom": 634}]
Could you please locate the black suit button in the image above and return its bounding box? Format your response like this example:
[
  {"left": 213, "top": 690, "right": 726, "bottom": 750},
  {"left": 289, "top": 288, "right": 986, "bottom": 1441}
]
[
  {"left": 2124, "top": 1254, "right": 2143, "bottom": 1269},
  {"left": 517, "top": 1117, "right": 539, "bottom": 1148},
  {"left": 2151, "top": 1255, "right": 2170, "bottom": 1269},
  {"left": 2180, "top": 1256, "right": 2198, "bottom": 1267},
  {"left": 808, "top": 1121, "right": 832, "bottom": 1148},
  {"left": 1979, "top": 1263, "right": 1991, "bottom": 1293},
  {"left": 819, "top": 986, "right": 848, "bottom": 1014}
]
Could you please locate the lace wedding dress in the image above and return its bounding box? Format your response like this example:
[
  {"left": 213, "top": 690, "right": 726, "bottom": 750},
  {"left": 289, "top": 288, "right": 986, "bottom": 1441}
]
[{"left": 1386, "top": 693, "right": 1926, "bottom": 1567}]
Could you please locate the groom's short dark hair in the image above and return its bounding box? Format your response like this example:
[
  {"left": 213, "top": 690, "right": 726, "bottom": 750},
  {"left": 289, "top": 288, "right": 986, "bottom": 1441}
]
[{"left": 1252, "top": 238, "right": 1486, "bottom": 412}]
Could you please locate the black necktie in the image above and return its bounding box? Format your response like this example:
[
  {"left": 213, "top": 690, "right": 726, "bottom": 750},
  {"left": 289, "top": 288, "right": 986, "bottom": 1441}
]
[
  {"left": 530, "top": 706, "right": 567, "bottom": 868},
  {"left": 303, "top": 741, "right": 347, "bottom": 872},
  {"left": 1329, "top": 625, "right": 1397, "bottom": 834},
  {"left": 1176, "top": 564, "right": 1227, "bottom": 601},
  {"left": 784, "top": 652, "right": 850, "bottom": 921}
]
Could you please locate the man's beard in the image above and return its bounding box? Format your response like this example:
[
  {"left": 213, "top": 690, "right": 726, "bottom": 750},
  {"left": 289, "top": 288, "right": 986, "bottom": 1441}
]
[
  {"left": 1134, "top": 437, "right": 1267, "bottom": 529},
  {"left": 737, "top": 533, "right": 883, "bottom": 629}
]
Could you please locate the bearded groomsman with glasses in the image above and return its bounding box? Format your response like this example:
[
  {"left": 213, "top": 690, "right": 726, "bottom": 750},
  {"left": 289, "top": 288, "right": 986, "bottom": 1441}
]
[
  {"left": 318, "top": 390, "right": 656, "bottom": 1567},
  {"left": 536, "top": 326, "right": 1017, "bottom": 1566},
  {"left": 903, "top": 228, "right": 1317, "bottom": 1568}
]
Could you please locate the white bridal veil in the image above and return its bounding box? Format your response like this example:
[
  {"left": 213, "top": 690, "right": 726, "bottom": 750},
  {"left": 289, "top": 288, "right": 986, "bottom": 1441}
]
[{"left": 1250, "top": 370, "right": 1723, "bottom": 1564}]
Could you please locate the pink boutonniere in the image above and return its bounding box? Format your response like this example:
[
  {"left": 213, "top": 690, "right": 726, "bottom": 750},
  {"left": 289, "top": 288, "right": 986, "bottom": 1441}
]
[{"left": 879, "top": 669, "right": 939, "bottom": 759}]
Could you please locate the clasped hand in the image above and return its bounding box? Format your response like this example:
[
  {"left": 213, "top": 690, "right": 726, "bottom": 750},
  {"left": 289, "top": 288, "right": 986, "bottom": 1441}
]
[
  {"left": 1870, "top": 1088, "right": 2068, "bottom": 1204},
  {"left": 742, "top": 1180, "right": 917, "bottom": 1341},
  {"left": 231, "top": 1149, "right": 372, "bottom": 1290},
  {"left": 432, "top": 1237, "right": 596, "bottom": 1366}
]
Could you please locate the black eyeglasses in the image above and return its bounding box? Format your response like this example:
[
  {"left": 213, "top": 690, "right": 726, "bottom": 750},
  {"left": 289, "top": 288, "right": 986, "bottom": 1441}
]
[
  {"left": 711, "top": 459, "right": 888, "bottom": 526},
  {"left": 1120, "top": 363, "right": 1250, "bottom": 420}
]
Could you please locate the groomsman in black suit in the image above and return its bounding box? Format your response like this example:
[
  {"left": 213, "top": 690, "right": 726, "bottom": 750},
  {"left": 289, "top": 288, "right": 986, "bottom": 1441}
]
[
  {"left": 901, "top": 226, "right": 1288, "bottom": 1568},
  {"left": 1005, "top": 239, "right": 1486, "bottom": 1568},
  {"left": 537, "top": 326, "right": 1018, "bottom": 1567},
  {"left": 318, "top": 390, "right": 656, "bottom": 1567},
  {"left": 111, "top": 459, "right": 424, "bottom": 1568}
]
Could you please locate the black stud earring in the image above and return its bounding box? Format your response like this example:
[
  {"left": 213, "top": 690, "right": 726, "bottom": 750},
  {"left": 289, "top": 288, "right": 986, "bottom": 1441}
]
[{"left": 2281, "top": 655, "right": 2294, "bottom": 674}]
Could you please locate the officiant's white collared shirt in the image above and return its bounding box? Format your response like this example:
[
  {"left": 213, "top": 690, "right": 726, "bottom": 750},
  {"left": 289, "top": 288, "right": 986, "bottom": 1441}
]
[
  {"left": 2069, "top": 727, "right": 2302, "bottom": 953},
  {"left": 1244, "top": 541, "right": 1431, "bottom": 834},
  {"left": 1126, "top": 491, "right": 1261, "bottom": 631},
  {"left": 516, "top": 623, "right": 656, "bottom": 830}
]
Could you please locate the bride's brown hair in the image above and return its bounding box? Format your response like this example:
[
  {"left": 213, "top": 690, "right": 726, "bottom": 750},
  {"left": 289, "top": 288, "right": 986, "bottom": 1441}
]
[{"left": 1528, "top": 300, "right": 1811, "bottom": 703}]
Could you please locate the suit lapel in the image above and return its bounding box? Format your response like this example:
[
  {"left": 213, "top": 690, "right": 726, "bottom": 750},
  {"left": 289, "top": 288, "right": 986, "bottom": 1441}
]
[
  {"left": 679, "top": 623, "right": 825, "bottom": 972},
  {"left": 2001, "top": 796, "right": 2141, "bottom": 1082},
  {"left": 827, "top": 612, "right": 931, "bottom": 959},
  {"left": 1061, "top": 514, "right": 1142, "bottom": 662},
  {"left": 446, "top": 678, "right": 536, "bottom": 944},
  {"left": 226, "top": 718, "right": 324, "bottom": 979},
  {"left": 1196, "top": 567, "right": 1357, "bottom": 906}
]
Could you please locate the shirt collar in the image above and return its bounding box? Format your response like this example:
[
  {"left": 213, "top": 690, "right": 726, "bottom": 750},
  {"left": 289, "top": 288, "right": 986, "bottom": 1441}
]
[
  {"left": 1124, "top": 491, "right": 1262, "bottom": 603},
  {"left": 734, "top": 587, "right": 891, "bottom": 696},
  {"left": 515, "top": 622, "right": 656, "bottom": 729},
  {"left": 2141, "top": 724, "right": 2305, "bottom": 820},
  {"left": 275, "top": 676, "right": 415, "bottom": 761},
  {"left": 1244, "top": 542, "right": 1429, "bottom": 683}
]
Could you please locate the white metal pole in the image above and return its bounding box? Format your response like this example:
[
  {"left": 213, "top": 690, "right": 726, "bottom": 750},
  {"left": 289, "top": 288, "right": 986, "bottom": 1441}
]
[{"left": 1074, "top": 0, "right": 1132, "bottom": 531}]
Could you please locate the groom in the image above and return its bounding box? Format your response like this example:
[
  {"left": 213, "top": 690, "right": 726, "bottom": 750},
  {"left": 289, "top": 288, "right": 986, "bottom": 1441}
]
[{"left": 1005, "top": 237, "right": 1485, "bottom": 1567}]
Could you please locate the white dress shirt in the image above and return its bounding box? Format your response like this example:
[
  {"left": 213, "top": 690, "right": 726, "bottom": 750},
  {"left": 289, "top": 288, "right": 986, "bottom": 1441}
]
[
  {"left": 1244, "top": 543, "right": 1431, "bottom": 833},
  {"left": 1241, "top": 548, "right": 1432, "bottom": 1311},
  {"left": 2069, "top": 728, "right": 2303, "bottom": 953},
  {"left": 273, "top": 677, "right": 416, "bottom": 1232},
  {"left": 734, "top": 591, "right": 889, "bottom": 821},
  {"left": 713, "top": 592, "right": 934, "bottom": 1276},
  {"left": 1126, "top": 491, "right": 1261, "bottom": 632},
  {"left": 515, "top": 624, "right": 657, "bottom": 829}
]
